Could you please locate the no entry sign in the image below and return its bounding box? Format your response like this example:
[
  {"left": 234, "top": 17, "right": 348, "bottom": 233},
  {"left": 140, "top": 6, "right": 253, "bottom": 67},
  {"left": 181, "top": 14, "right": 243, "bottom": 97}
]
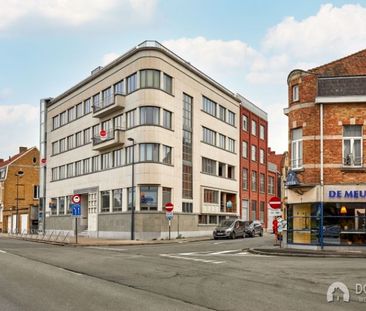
[
  {"left": 72, "top": 194, "right": 81, "bottom": 204},
  {"left": 269, "top": 196, "right": 281, "bottom": 209},
  {"left": 165, "top": 202, "right": 174, "bottom": 212}
]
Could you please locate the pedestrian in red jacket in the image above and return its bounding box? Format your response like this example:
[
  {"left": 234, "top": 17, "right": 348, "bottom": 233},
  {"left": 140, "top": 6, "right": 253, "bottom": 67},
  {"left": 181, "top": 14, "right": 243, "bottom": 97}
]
[{"left": 272, "top": 218, "right": 278, "bottom": 245}]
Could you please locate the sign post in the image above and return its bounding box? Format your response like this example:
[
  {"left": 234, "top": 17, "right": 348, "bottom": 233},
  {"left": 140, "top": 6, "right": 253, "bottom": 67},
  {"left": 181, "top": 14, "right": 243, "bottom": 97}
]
[
  {"left": 165, "top": 202, "right": 174, "bottom": 240},
  {"left": 71, "top": 194, "right": 81, "bottom": 244}
]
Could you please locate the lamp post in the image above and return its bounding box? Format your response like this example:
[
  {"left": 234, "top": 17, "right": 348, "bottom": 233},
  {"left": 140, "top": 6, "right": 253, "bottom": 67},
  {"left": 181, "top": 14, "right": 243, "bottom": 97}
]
[
  {"left": 127, "top": 137, "right": 135, "bottom": 240},
  {"left": 15, "top": 170, "right": 24, "bottom": 234}
]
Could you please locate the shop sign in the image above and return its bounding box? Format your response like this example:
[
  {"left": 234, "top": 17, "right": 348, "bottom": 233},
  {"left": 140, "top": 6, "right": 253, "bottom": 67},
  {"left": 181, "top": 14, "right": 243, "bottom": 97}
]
[{"left": 328, "top": 190, "right": 366, "bottom": 199}]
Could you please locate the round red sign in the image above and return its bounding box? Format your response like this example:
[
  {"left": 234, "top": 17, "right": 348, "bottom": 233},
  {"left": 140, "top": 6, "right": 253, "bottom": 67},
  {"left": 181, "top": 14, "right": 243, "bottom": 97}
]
[
  {"left": 165, "top": 202, "right": 174, "bottom": 212},
  {"left": 269, "top": 196, "right": 281, "bottom": 209},
  {"left": 72, "top": 194, "right": 81, "bottom": 204},
  {"left": 100, "top": 129, "right": 107, "bottom": 139},
  {"left": 41, "top": 158, "right": 47, "bottom": 164}
]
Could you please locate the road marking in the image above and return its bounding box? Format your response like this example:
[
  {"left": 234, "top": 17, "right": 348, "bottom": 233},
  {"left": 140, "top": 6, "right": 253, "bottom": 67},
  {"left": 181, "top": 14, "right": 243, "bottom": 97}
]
[
  {"left": 86, "top": 247, "right": 128, "bottom": 252},
  {"left": 213, "top": 242, "right": 225, "bottom": 245},
  {"left": 160, "top": 254, "right": 224, "bottom": 264},
  {"left": 0, "top": 250, "right": 7, "bottom": 254},
  {"left": 57, "top": 267, "right": 83, "bottom": 276},
  {"left": 210, "top": 249, "right": 242, "bottom": 255}
]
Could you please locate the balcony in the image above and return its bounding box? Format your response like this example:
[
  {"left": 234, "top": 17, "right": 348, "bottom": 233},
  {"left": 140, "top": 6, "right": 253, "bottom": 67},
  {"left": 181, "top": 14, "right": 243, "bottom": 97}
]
[
  {"left": 92, "top": 93, "right": 126, "bottom": 118},
  {"left": 92, "top": 128, "right": 125, "bottom": 151}
]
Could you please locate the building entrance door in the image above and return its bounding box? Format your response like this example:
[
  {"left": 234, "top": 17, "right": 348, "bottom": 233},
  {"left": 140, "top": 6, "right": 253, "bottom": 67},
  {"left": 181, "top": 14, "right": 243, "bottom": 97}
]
[
  {"left": 79, "top": 194, "right": 88, "bottom": 231},
  {"left": 88, "top": 192, "right": 97, "bottom": 232},
  {"left": 242, "top": 200, "right": 249, "bottom": 221}
]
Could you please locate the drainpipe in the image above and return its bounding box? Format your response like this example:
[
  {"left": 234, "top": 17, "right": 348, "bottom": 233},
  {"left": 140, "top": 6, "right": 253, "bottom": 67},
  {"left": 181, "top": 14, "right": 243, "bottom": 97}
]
[{"left": 319, "top": 102, "right": 324, "bottom": 249}]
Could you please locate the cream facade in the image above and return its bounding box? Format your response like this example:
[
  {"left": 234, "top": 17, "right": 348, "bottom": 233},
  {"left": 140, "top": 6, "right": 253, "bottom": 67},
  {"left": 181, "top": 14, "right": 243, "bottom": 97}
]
[{"left": 41, "top": 41, "right": 242, "bottom": 239}]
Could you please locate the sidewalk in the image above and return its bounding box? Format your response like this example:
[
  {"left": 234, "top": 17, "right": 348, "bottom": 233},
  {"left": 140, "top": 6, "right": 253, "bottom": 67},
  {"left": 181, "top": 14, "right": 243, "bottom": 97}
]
[
  {"left": 1, "top": 233, "right": 212, "bottom": 247},
  {"left": 249, "top": 246, "right": 366, "bottom": 258}
]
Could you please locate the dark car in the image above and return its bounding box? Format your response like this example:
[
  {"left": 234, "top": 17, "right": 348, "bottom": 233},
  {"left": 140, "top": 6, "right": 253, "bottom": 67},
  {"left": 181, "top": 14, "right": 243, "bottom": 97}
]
[
  {"left": 244, "top": 220, "right": 264, "bottom": 237},
  {"left": 213, "top": 219, "right": 247, "bottom": 239}
]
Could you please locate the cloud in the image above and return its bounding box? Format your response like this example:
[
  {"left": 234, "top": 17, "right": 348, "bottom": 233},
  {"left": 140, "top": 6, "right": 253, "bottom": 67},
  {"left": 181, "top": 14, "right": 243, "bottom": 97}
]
[
  {"left": 0, "top": 104, "right": 39, "bottom": 124},
  {"left": 102, "top": 52, "right": 120, "bottom": 66},
  {"left": 0, "top": 0, "right": 157, "bottom": 32},
  {"left": 0, "top": 88, "right": 13, "bottom": 100}
]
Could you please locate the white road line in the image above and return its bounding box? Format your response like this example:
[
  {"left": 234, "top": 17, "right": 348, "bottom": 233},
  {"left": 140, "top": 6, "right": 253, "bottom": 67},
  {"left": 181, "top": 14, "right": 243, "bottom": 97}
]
[
  {"left": 160, "top": 254, "right": 224, "bottom": 264},
  {"left": 213, "top": 242, "right": 225, "bottom": 245},
  {"left": 0, "top": 250, "right": 7, "bottom": 254},
  {"left": 57, "top": 268, "right": 83, "bottom": 276},
  {"left": 86, "top": 247, "right": 127, "bottom": 252},
  {"left": 210, "top": 249, "right": 242, "bottom": 255}
]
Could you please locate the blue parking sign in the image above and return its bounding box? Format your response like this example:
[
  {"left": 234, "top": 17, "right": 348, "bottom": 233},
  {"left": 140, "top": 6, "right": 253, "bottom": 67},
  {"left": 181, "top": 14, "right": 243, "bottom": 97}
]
[{"left": 72, "top": 204, "right": 81, "bottom": 217}]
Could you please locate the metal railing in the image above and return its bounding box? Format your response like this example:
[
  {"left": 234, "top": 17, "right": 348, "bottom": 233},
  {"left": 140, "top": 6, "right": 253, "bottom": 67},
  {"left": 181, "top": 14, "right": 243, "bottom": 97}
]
[{"left": 7, "top": 230, "right": 71, "bottom": 244}]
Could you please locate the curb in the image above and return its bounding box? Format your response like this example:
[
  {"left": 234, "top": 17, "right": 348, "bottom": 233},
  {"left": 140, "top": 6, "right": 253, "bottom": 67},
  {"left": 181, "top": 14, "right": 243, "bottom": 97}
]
[{"left": 248, "top": 248, "right": 366, "bottom": 258}]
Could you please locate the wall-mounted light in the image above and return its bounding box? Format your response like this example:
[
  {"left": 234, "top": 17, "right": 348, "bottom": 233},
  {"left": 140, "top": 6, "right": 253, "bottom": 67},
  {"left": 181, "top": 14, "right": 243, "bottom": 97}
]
[{"left": 340, "top": 206, "right": 347, "bottom": 214}]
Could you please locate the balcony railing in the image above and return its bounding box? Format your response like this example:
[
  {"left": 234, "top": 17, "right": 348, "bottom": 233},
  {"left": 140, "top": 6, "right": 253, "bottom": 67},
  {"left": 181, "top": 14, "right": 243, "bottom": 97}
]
[
  {"left": 92, "top": 127, "right": 125, "bottom": 151},
  {"left": 92, "top": 93, "right": 125, "bottom": 118}
]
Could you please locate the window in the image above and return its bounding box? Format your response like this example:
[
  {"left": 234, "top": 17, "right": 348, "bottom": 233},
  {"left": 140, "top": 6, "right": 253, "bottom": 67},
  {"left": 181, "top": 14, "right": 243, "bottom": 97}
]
[
  {"left": 127, "top": 73, "right": 137, "bottom": 93},
  {"left": 163, "top": 110, "right": 172, "bottom": 129},
  {"left": 93, "top": 93, "right": 100, "bottom": 110},
  {"left": 202, "top": 96, "right": 216, "bottom": 116},
  {"left": 102, "top": 119, "right": 112, "bottom": 132},
  {"left": 162, "top": 187, "right": 172, "bottom": 208},
  {"left": 260, "top": 125, "right": 265, "bottom": 140},
  {"left": 260, "top": 149, "right": 265, "bottom": 164},
  {"left": 140, "top": 185, "right": 158, "bottom": 211},
  {"left": 66, "top": 196, "right": 71, "bottom": 215},
  {"left": 112, "top": 189, "right": 122, "bottom": 212},
  {"left": 260, "top": 173, "right": 265, "bottom": 193},
  {"left": 202, "top": 157, "right": 216, "bottom": 175},
  {"left": 218, "top": 105, "right": 226, "bottom": 122},
  {"left": 291, "top": 128, "right": 303, "bottom": 169},
  {"left": 242, "top": 168, "right": 248, "bottom": 190},
  {"left": 182, "top": 202, "right": 193, "bottom": 213},
  {"left": 59, "top": 197, "right": 65, "bottom": 215},
  {"left": 268, "top": 176, "right": 275, "bottom": 195},
  {"left": 113, "top": 149, "right": 123, "bottom": 167},
  {"left": 227, "top": 110, "right": 235, "bottom": 126},
  {"left": 59, "top": 138, "right": 66, "bottom": 152},
  {"left": 83, "top": 128, "right": 91, "bottom": 144},
  {"left": 52, "top": 168, "right": 58, "bottom": 181},
  {"left": 68, "top": 107, "right": 76, "bottom": 122},
  {"left": 126, "top": 109, "right": 136, "bottom": 128},
  {"left": 101, "top": 190, "right": 110, "bottom": 213},
  {"left": 140, "top": 107, "right": 160, "bottom": 125},
  {"left": 251, "top": 145, "right": 257, "bottom": 161},
  {"left": 52, "top": 141, "right": 59, "bottom": 155},
  {"left": 92, "top": 156, "right": 99, "bottom": 172},
  {"left": 92, "top": 124, "right": 100, "bottom": 138},
  {"left": 50, "top": 198, "right": 57, "bottom": 215},
  {"left": 75, "top": 131, "right": 83, "bottom": 147},
  {"left": 60, "top": 111, "right": 67, "bottom": 126},
  {"left": 163, "top": 73, "right": 173, "bottom": 94},
  {"left": 209, "top": 215, "right": 217, "bottom": 224},
  {"left": 242, "top": 141, "right": 248, "bottom": 158},
  {"left": 53, "top": 115, "right": 60, "bottom": 129},
  {"left": 140, "top": 69, "right": 160, "bottom": 89},
  {"left": 251, "top": 171, "right": 257, "bottom": 192},
  {"left": 218, "top": 134, "right": 226, "bottom": 149},
  {"left": 102, "top": 87, "right": 113, "bottom": 107},
  {"left": 67, "top": 163, "right": 74, "bottom": 178},
  {"left": 67, "top": 135, "right": 74, "bottom": 150},
  {"left": 84, "top": 98, "right": 91, "bottom": 114},
  {"left": 227, "top": 138, "right": 235, "bottom": 153},
  {"left": 127, "top": 187, "right": 135, "bottom": 210},
  {"left": 251, "top": 200, "right": 257, "bottom": 221},
  {"left": 183, "top": 93, "right": 193, "bottom": 199},
  {"left": 126, "top": 146, "right": 135, "bottom": 165},
  {"left": 83, "top": 158, "right": 90, "bottom": 174},
  {"left": 162, "top": 145, "right": 172, "bottom": 164},
  {"left": 260, "top": 202, "right": 265, "bottom": 223},
  {"left": 204, "top": 189, "right": 218, "bottom": 204},
  {"left": 59, "top": 165, "right": 66, "bottom": 179},
  {"left": 114, "top": 114, "right": 123, "bottom": 129},
  {"left": 218, "top": 162, "right": 226, "bottom": 177},
  {"left": 76, "top": 103, "right": 83, "bottom": 118},
  {"left": 75, "top": 161, "right": 82, "bottom": 176},
  {"left": 202, "top": 127, "right": 216, "bottom": 145},
  {"left": 343, "top": 125, "right": 362, "bottom": 167},
  {"left": 242, "top": 115, "right": 248, "bottom": 131},
  {"left": 292, "top": 85, "right": 299, "bottom": 102},
  {"left": 114, "top": 80, "right": 124, "bottom": 94},
  {"left": 228, "top": 165, "right": 235, "bottom": 179},
  {"left": 198, "top": 215, "right": 208, "bottom": 224},
  {"left": 140, "top": 144, "right": 159, "bottom": 162},
  {"left": 251, "top": 120, "right": 257, "bottom": 136},
  {"left": 33, "top": 185, "right": 40, "bottom": 199},
  {"left": 101, "top": 153, "right": 112, "bottom": 170}
]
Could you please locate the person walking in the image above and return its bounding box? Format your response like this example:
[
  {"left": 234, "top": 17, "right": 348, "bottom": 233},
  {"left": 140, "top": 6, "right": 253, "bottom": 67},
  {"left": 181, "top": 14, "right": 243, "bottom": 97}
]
[{"left": 272, "top": 217, "right": 278, "bottom": 245}]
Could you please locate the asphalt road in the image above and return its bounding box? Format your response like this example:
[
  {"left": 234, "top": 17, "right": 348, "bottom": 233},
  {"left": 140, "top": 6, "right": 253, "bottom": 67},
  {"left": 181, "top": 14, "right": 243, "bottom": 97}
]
[{"left": 0, "top": 235, "right": 365, "bottom": 311}]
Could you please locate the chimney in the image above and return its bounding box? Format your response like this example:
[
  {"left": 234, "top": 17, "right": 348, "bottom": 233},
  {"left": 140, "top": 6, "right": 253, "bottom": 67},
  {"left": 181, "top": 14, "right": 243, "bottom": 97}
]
[
  {"left": 0, "top": 159, "right": 3, "bottom": 163},
  {"left": 19, "top": 146, "right": 27, "bottom": 153}
]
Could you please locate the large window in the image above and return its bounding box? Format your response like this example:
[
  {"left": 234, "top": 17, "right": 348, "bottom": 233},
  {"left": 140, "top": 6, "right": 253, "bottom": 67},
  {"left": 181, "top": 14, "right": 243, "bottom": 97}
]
[
  {"left": 343, "top": 125, "right": 362, "bottom": 167},
  {"left": 218, "top": 134, "right": 226, "bottom": 149},
  {"left": 251, "top": 145, "right": 257, "bottom": 161},
  {"left": 251, "top": 120, "right": 257, "bottom": 136},
  {"left": 52, "top": 141, "right": 59, "bottom": 155},
  {"left": 227, "top": 138, "right": 235, "bottom": 153},
  {"left": 112, "top": 189, "right": 122, "bottom": 212},
  {"left": 68, "top": 107, "right": 76, "bottom": 122},
  {"left": 140, "top": 107, "right": 160, "bottom": 125},
  {"left": 67, "top": 163, "right": 73, "bottom": 178},
  {"left": 203, "top": 127, "right": 216, "bottom": 145},
  {"left": 242, "top": 115, "right": 248, "bottom": 131},
  {"left": 204, "top": 189, "right": 218, "bottom": 204},
  {"left": 140, "top": 185, "right": 158, "bottom": 211},
  {"left": 140, "top": 144, "right": 159, "bottom": 162},
  {"left": 202, "top": 157, "right": 216, "bottom": 175},
  {"left": 102, "top": 87, "right": 113, "bottom": 107},
  {"left": 126, "top": 146, "right": 134, "bottom": 165},
  {"left": 113, "top": 149, "right": 123, "bottom": 167},
  {"left": 202, "top": 96, "right": 217, "bottom": 116},
  {"left": 76, "top": 103, "right": 83, "bottom": 118},
  {"left": 84, "top": 99, "right": 91, "bottom": 114},
  {"left": 260, "top": 125, "right": 265, "bottom": 140},
  {"left": 140, "top": 69, "right": 160, "bottom": 89},
  {"left": 163, "top": 73, "right": 173, "bottom": 94},
  {"left": 75, "top": 161, "right": 82, "bottom": 176},
  {"left": 59, "top": 197, "right": 65, "bottom": 215},
  {"left": 126, "top": 109, "right": 136, "bottom": 128},
  {"left": 242, "top": 141, "right": 248, "bottom": 158},
  {"left": 53, "top": 115, "right": 60, "bottom": 129},
  {"left": 227, "top": 110, "right": 235, "bottom": 126},
  {"left": 218, "top": 105, "right": 226, "bottom": 122},
  {"left": 291, "top": 128, "right": 303, "bottom": 169},
  {"left": 101, "top": 191, "right": 110, "bottom": 213},
  {"left": 101, "top": 153, "right": 112, "bottom": 170},
  {"left": 268, "top": 176, "right": 275, "bottom": 195},
  {"left": 83, "top": 128, "right": 91, "bottom": 144},
  {"left": 83, "top": 158, "right": 90, "bottom": 174},
  {"left": 127, "top": 73, "right": 137, "bottom": 94},
  {"left": 114, "top": 80, "right": 124, "bottom": 94},
  {"left": 163, "top": 110, "right": 172, "bottom": 129},
  {"left": 260, "top": 149, "right": 265, "bottom": 164},
  {"left": 162, "top": 145, "right": 172, "bottom": 164},
  {"left": 251, "top": 171, "right": 257, "bottom": 192},
  {"left": 60, "top": 111, "right": 67, "bottom": 126},
  {"left": 259, "top": 173, "right": 265, "bottom": 193},
  {"left": 92, "top": 156, "right": 99, "bottom": 172},
  {"left": 75, "top": 131, "right": 83, "bottom": 147},
  {"left": 242, "top": 168, "right": 248, "bottom": 190},
  {"left": 183, "top": 94, "right": 193, "bottom": 199}
]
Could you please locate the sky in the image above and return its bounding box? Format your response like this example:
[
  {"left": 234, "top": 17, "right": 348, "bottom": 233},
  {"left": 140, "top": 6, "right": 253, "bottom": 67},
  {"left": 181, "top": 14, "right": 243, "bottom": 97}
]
[{"left": 1, "top": 0, "right": 366, "bottom": 158}]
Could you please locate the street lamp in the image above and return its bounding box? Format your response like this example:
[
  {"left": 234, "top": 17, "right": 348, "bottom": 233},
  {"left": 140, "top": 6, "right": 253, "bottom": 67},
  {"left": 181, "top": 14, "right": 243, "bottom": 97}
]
[
  {"left": 15, "top": 170, "right": 24, "bottom": 234},
  {"left": 127, "top": 137, "right": 135, "bottom": 240}
]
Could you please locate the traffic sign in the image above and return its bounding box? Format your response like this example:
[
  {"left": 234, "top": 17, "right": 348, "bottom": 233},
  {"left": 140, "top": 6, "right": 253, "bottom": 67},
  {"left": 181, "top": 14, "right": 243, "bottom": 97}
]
[
  {"left": 165, "top": 202, "right": 174, "bottom": 212},
  {"left": 41, "top": 158, "right": 47, "bottom": 165},
  {"left": 71, "top": 204, "right": 81, "bottom": 217},
  {"left": 166, "top": 211, "right": 174, "bottom": 220},
  {"left": 269, "top": 196, "right": 281, "bottom": 209},
  {"left": 100, "top": 129, "right": 107, "bottom": 140},
  {"left": 71, "top": 194, "right": 81, "bottom": 204}
]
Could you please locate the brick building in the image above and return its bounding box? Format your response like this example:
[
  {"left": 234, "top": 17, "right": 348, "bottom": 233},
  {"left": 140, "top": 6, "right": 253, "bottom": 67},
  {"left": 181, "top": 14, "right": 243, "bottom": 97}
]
[
  {"left": 284, "top": 49, "right": 366, "bottom": 247},
  {"left": 0, "top": 147, "right": 40, "bottom": 233}
]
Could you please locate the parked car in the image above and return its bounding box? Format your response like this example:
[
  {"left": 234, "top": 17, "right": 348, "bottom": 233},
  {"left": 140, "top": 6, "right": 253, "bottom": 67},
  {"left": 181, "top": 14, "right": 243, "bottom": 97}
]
[
  {"left": 245, "top": 220, "right": 264, "bottom": 237},
  {"left": 213, "top": 219, "right": 247, "bottom": 239}
]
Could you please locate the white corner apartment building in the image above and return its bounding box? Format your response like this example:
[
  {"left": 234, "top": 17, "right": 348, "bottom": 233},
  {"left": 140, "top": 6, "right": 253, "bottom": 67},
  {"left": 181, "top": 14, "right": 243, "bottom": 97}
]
[{"left": 40, "top": 41, "right": 241, "bottom": 239}]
